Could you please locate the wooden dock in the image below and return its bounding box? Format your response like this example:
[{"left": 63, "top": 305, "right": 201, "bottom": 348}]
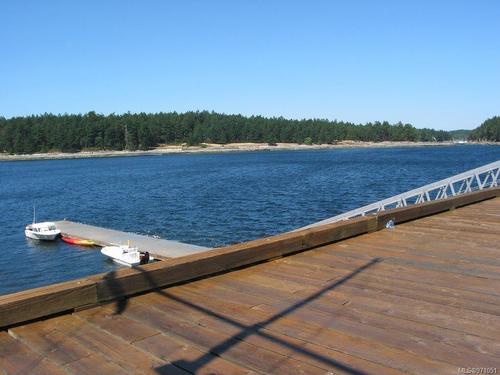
[
  {"left": 55, "top": 220, "right": 210, "bottom": 258},
  {"left": 1, "top": 188, "right": 499, "bottom": 374}
]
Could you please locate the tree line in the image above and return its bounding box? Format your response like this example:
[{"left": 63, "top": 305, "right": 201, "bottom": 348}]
[
  {"left": 0, "top": 111, "right": 452, "bottom": 154},
  {"left": 469, "top": 116, "right": 500, "bottom": 142}
]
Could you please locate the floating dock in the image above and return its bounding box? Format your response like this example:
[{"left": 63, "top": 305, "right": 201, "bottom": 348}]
[{"left": 55, "top": 220, "right": 210, "bottom": 259}]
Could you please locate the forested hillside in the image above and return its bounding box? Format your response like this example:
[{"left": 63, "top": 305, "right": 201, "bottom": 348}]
[
  {"left": 449, "top": 129, "right": 471, "bottom": 140},
  {"left": 0, "top": 111, "right": 451, "bottom": 154},
  {"left": 469, "top": 116, "right": 500, "bottom": 142}
]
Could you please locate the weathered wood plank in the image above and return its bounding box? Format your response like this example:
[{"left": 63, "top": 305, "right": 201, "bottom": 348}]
[
  {"left": 9, "top": 316, "right": 94, "bottom": 366},
  {"left": 75, "top": 305, "right": 161, "bottom": 344},
  {"left": 355, "top": 231, "right": 500, "bottom": 263},
  {"left": 78, "top": 304, "right": 258, "bottom": 374},
  {"left": 134, "top": 286, "right": 456, "bottom": 374},
  {"left": 0, "top": 332, "right": 66, "bottom": 375},
  {"left": 10, "top": 313, "right": 185, "bottom": 375},
  {"left": 171, "top": 278, "right": 500, "bottom": 366},
  {"left": 329, "top": 240, "right": 500, "bottom": 280},
  {"left": 294, "top": 246, "right": 500, "bottom": 297},
  {"left": 134, "top": 332, "right": 258, "bottom": 375},
  {"left": 120, "top": 300, "right": 337, "bottom": 375},
  {"left": 0, "top": 279, "right": 97, "bottom": 328},
  {"left": 251, "top": 262, "right": 500, "bottom": 340},
  {"left": 279, "top": 255, "right": 500, "bottom": 313},
  {"left": 131, "top": 296, "right": 405, "bottom": 375},
  {"left": 192, "top": 272, "right": 500, "bottom": 359},
  {"left": 55, "top": 315, "right": 183, "bottom": 375},
  {"left": 133, "top": 300, "right": 401, "bottom": 374},
  {"left": 64, "top": 353, "right": 131, "bottom": 375}
]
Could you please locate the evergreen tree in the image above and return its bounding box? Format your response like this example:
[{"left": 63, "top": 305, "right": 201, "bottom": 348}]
[
  {"left": 0, "top": 111, "right": 456, "bottom": 154},
  {"left": 469, "top": 116, "right": 500, "bottom": 141}
]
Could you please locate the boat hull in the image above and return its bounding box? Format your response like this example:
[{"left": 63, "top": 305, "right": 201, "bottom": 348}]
[
  {"left": 101, "top": 245, "right": 154, "bottom": 267},
  {"left": 25, "top": 230, "right": 60, "bottom": 241},
  {"left": 111, "top": 257, "right": 139, "bottom": 267}
]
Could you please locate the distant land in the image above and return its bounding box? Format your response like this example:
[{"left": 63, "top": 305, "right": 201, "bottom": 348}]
[
  {"left": 449, "top": 129, "right": 472, "bottom": 140},
  {"left": 0, "top": 111, "right": 498, "bottom": 156},
  {"left": 0, "top": 140, "right": 467, "bottom": 162},
  {"left": 469, "top": 116, "right": 500, "bottom": 142}
]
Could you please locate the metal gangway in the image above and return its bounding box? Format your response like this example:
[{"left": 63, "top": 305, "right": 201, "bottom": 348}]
[{"left": 300, "top": 160, "right": 500, "bottom": 229}]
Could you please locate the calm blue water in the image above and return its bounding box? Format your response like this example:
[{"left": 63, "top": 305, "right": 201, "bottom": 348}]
[{"left": 0, "top": 145, "right": 498, "bottom": 295}]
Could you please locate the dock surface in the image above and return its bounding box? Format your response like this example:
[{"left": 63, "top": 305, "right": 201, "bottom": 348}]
[
  {"left": 2, "top": 196, "right": 499, "bottom": 374},
  {"left": 55, "top": 220, "right": 210, "bottom": 258}
]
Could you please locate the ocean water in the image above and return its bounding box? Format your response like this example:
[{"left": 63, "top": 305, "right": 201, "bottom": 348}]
[{"left": 0, "top": 145, "right": 498, "bottom": 295}]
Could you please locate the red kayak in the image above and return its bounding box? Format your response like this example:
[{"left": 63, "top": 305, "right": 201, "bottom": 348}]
[{"left": 61, "top": 235, "right": 96, "bottom": 247}]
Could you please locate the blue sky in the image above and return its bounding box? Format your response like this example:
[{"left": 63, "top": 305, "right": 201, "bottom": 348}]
[{"left": 1, "top": 1, "right": 499, "bottom": 130}]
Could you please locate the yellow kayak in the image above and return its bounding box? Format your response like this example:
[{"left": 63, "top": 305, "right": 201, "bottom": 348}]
[{"left": 61, "top": 235, "right": 96, "bottom": 247}]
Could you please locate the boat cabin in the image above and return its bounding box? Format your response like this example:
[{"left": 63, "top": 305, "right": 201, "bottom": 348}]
[{"left": 28, "top": 222, "right": 57, "bottom": 232}]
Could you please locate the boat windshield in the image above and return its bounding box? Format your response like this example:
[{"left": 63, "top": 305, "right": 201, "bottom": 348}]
[{"left": 48, "top": 225, "right": 56, "bottom": 230}]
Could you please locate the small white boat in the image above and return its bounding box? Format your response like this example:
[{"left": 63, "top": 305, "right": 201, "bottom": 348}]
[
  {"left": 101, "top": 245, "right": 154, "bottom": 267},
  {"left": 25, "top": 205, "right": 61, "bottom": 241},
  {"left": 25, "top": 222, "right": 61, "bottom": 240}
]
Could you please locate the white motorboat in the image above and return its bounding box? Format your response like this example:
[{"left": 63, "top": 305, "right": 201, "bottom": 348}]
[
  {"left": 25, "top": 222, "right": 61, "bottom": 240},
  {"left": 101, "top": 245, "right": 154, "bottom": 267},
  {"left": 25, "top": 205, "right": 61, "bottom": 241}
]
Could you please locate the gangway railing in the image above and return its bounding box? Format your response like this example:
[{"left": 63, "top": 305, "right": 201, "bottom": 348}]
[{"left": 299, "top": 160, "right": 500, "bottom": 230}]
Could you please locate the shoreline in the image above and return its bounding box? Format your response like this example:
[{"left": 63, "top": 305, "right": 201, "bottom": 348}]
[{"left": 0, "top": 141, "right": 495, "bottom": 162}]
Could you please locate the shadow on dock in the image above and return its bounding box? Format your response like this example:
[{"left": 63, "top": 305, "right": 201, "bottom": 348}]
[
  {"left": 103, "top": 270, "right": 128, "bottom": 315},
  {"left": 105, "top": 256, "right": 381, "bottom": 374}
]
